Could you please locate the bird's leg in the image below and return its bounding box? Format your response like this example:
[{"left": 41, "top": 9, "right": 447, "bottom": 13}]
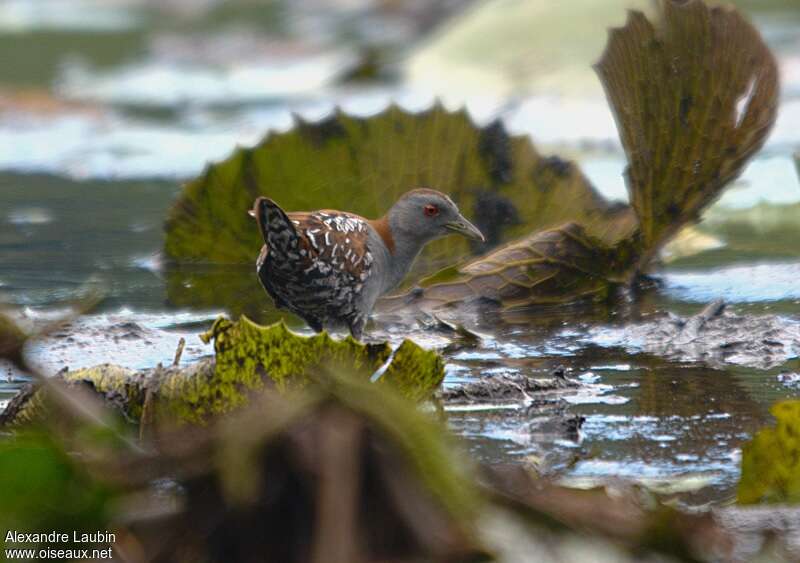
[
  {"left": 304, "top": 316, "right": 324, "bottom": 333},
  {"left": 348, "top": 315, "right": 367, "bottom": 340}
]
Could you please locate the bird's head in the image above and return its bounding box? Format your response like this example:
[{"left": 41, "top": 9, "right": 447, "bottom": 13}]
[{"left": 388, "top": 188, "right": 484, "bottom": 244}]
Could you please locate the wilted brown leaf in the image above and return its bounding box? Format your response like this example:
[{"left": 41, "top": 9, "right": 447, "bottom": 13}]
[{"left": 388, "top": 222, "right": 635, "bottom": 312}]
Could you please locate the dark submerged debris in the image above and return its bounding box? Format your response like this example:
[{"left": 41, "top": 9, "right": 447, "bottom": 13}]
[
  {"left": 438, "top": 369, "right": 580, "bottom": 405},
  {"left": 588, "top": 303, "right": 800, "bottom": 370}
]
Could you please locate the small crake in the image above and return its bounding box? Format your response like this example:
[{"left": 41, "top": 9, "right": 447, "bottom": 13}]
[{"left": 251, "top": 188, "right": 484, "bottom": 339}]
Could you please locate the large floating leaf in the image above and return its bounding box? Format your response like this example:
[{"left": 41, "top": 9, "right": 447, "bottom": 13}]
[
  {"left": 164, "top": 104, "right": 624, "bottom": 269},
  {"left": 737, "top": 400, "right": 800, "bottom": 504},
  {"left": 1, "top": 317, "right": 445, "bottom": 427},
  {"left": 200, "top": 316, "right": 391, "bottom": 392},
  {"left": 389, "top": 222, "right": 634, "bottom": 311},
  {"left": 595, "top": 0, "right": 779, "bottom": 264}
]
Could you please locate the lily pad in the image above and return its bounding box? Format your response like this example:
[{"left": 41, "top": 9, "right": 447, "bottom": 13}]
[
  {"left": 164, "top": 105, "right": 623, "bottom": 270},
  {"left": 738, "top": 400, "right": 800, "bottom": 504},
  {"left": 1, "top": 317, "right": 445, "bottom": 427},
  {"left": 203, "top": 316, "right": 444, "bottom": 402}
]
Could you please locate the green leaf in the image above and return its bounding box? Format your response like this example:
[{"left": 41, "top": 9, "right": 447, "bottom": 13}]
[
  {"left": 595, "top": 0, "right": 779, "bottom": 264},
  {"left": 199, "top": 315, "right": 392, "bottom": 392},
  {"left": 738, "top": 400, "right": 800, "bottom": 504},
  {"left": 164, "top": 104, "right": 624, "bottom": 271}
]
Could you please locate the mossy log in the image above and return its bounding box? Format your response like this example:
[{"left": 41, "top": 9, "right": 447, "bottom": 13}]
[{"left": 0, "top": 317, "right": 445, "bottom": 428}]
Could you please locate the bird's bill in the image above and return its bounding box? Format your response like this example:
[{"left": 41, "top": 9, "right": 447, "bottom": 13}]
[{"left": 445, "top": 215, "right": 485, "bottom": 242}]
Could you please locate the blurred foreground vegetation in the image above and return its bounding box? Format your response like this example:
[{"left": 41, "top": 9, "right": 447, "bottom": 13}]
[{"left": 4, "top": 306, "right": 796, "bottom": 562}]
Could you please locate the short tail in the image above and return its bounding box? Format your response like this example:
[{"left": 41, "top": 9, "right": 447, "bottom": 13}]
[{"left": 253, "top": 197, "right": 299, "bottom": 255}]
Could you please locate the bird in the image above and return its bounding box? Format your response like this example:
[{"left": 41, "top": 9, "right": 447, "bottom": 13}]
[{"left": 250, "top": 188, "right": 485, "bottom": 339}]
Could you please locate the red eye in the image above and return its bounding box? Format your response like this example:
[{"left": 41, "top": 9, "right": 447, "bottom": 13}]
[{"left": 423, "top": 204, "right": 439, "bottom": 217}]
